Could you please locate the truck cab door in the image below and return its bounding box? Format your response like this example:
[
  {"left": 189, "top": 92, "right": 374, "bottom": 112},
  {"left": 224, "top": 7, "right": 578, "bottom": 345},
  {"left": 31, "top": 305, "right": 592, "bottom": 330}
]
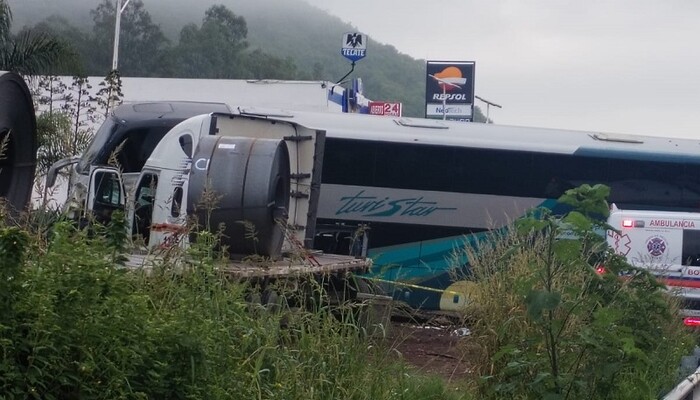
[
  {"left": 130, "top": 169, "right": 188, "bottom": 250},
  {"left": 130, "top": 171, "right": 159, "bottom": 245},
  {"left": 86, "top": 166, "right": 125, "bottom": 225}
]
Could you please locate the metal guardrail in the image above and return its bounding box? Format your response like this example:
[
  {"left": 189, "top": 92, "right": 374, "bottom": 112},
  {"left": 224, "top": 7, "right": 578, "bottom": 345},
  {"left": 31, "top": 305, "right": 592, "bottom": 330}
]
[{"left": 664, "top": 365, "right": 700, "bottom": 400}]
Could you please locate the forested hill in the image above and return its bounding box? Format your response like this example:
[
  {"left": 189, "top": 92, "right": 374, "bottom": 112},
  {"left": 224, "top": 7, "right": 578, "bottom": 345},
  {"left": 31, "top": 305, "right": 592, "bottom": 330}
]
[{"left": 10, "top": 0, "right": 482, "bottom": 119}]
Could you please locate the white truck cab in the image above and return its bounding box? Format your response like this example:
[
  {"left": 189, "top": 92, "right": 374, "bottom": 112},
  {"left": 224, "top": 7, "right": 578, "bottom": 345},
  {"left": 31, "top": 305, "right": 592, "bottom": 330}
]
[
  {"left": 607, "top": 204, "right": 700, "bottom": 316},
  {"left": 75, "top": 111, "right": 324, "bottom": 260}
]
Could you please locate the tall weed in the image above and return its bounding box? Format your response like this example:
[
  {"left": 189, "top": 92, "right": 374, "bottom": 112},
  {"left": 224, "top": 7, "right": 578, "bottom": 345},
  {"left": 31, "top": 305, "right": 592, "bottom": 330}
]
[
  {"left": 457, "top": 184, "right": 696, "bottom": 399},
  {"left": 0, "top": 213, "right": 466, "bottom": 399}
]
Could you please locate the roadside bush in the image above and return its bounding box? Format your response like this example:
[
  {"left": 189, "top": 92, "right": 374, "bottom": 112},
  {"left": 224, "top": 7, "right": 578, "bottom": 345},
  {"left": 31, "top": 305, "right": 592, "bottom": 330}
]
[
  {"left": 0, "top": 213, "right": 466, "bottom": 399},
  {"left": 460, "top": 184, "right": 696, "bottom": 399}
]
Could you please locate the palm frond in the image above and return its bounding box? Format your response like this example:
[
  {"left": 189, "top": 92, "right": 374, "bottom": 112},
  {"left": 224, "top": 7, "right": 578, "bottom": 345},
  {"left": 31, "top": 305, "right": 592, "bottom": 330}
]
[{"left": 0, "top": 30, "right": 64, "bottom": 76}]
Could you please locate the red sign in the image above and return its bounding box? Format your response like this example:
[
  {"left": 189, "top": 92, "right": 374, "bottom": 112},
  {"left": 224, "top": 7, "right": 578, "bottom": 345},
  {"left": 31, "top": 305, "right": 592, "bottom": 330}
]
[{"left": 369, "top": 101, "right": 402, "bottom": 117}]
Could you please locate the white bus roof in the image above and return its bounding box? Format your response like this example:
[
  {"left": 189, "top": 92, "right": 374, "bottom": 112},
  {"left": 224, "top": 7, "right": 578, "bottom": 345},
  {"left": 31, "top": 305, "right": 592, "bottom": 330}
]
[{"left": 248, "top": 109, "right": 700, "bottom": 159}]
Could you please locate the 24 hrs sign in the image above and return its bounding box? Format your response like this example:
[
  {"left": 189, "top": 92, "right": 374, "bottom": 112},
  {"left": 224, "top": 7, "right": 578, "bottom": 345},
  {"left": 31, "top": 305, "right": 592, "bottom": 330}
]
[{"left": 369, "top": 101, "right": 402, "bottom": 117}]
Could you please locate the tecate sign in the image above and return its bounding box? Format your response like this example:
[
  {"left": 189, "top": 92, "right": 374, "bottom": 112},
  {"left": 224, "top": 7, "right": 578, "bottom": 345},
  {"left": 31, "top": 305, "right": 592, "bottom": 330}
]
[{"left": 341, "top": 32, "right": 367, "bottom": 62}]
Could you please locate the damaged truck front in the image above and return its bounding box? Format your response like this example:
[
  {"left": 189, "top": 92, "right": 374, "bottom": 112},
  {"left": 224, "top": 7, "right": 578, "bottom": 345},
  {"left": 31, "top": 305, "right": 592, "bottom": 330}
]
[{"left": 47, "top": 103, "right": 371, "bottom": 285}]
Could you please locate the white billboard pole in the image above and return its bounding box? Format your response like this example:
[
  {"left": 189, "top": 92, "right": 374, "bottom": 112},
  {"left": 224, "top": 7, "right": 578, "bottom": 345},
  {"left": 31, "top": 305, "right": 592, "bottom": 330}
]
[
  {"left": 429, "top": 74, "right": 461, "bottom": 120},
  {"left": 111, "top": 0, "right": 131, "bottom": 71}
]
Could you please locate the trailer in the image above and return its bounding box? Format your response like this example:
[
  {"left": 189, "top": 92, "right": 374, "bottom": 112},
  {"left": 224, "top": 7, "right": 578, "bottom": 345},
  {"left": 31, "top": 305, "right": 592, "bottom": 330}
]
[{"left": 53, "top": 109, "right": 373, "bottom": 304}]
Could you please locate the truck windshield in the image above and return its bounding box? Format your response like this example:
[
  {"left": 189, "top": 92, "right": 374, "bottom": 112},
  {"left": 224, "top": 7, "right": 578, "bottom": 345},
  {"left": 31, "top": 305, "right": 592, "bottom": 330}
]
[
  {"left": 77, "top": 117, "right": 119, "bottom": 174},
  {"left": 76, "top": 118, "right": 175, "bottom": 175}
]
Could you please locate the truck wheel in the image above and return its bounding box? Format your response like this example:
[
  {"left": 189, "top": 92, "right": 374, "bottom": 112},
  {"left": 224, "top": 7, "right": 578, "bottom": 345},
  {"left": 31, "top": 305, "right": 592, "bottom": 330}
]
[
  {"left": 0, "top": 72, "right": 37, "bottom": 214},
  {"left": 188, "top": 135, "right": 290, "bottom": 258}
]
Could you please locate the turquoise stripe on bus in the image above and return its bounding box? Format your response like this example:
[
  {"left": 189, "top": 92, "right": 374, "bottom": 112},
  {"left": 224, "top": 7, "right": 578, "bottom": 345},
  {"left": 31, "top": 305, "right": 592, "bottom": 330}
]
[{"left": 366, "top": 198, "right": 558, "bottom": 284}]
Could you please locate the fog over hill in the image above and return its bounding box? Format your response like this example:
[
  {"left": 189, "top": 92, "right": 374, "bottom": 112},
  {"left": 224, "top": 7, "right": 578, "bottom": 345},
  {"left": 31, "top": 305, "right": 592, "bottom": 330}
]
[{"left": 9, "top": 0, "right": 440, "bottom": 118}]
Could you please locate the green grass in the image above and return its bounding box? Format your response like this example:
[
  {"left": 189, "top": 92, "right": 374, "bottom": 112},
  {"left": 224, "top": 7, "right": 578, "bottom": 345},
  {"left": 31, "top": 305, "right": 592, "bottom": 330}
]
[
  {"left": 4, "top": 182, "right": 694, "bottom": 399},
  {"left": 0, "top": 217, "right": 470, "bottom": 400}
]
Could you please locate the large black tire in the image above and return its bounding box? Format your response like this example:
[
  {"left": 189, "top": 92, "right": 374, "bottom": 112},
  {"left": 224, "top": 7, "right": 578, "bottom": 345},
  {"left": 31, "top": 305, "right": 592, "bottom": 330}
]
[
  {"left": 0, "top": 72, "right": 37, "bottom": 214},
  {"left": 188, "top": 135, "right": 290, "bottom": 258}
]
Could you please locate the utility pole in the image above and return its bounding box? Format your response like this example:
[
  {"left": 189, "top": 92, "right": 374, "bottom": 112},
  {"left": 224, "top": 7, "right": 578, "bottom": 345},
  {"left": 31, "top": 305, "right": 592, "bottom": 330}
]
[
  {"left": 112, "top": 0, "right": 132, "bottom": 71},
  {"left": 475, "top": 95, "right": 502, "bottom": 123}
]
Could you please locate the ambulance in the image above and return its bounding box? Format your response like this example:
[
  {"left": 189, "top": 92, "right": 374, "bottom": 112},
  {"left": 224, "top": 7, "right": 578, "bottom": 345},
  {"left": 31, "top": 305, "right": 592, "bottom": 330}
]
[{"left": 607, "top": 204, "right": 700, "bottom": 321}]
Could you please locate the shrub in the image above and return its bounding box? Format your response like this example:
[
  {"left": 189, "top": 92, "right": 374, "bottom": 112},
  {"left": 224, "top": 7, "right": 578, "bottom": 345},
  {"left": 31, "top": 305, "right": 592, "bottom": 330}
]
[
  {"left": 459, "top": 184, "right": 696, "bottom": 399},
  {"left": 0, "top": 214, "right": 466, "bottom": 399}
]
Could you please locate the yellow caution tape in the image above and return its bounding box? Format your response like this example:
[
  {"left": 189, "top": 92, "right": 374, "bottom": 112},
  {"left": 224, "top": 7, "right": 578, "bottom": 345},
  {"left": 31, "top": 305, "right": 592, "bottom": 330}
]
[{"left": 359, "top": 275, "right": 463, "bottom": 296}]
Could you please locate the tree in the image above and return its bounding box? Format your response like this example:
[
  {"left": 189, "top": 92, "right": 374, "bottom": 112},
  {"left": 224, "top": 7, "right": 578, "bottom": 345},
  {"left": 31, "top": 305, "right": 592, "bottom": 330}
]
[
  {"left": 35, "top": 111, "right": 73, "bottom": 175},
  {"left": 34, "top": 75, "right": 96, "bottom": 176},
  {"left": 0, "top": 0, "right": 64, "bottom": 76},
  {"left": 21, "top": 15, "right": 91, "bottom": 76},
  {"left": 170, "top": 5, "right": 249, "bottom": 79},
  {"left": 35, "top": 74, "right": 67, "bottom": 115},
  {"left": 473, "top": 106, "right": 488, "bottom": 123},
  {"left": 244, "top": 49, "right": 298, "bottom": 80},
  {"left": 62, "top": 76, "right": 99, "bottom": 148},
  {"left": 89, "top": 0, "right": 169, "bottom": 76},
  {"left": 465, "top": 184, "right": 694, "bottom": 399},
  {"left": 203, "top": 5, "right": 248, "bottom": 49},
  {"left": 95, "top": 69, "right": 123, "bottom": 117}
]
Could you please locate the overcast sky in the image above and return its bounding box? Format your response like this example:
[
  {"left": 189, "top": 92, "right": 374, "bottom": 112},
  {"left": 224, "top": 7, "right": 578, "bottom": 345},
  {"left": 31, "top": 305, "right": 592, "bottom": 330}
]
[{"left": 305, "top": 0, "right": 700, "bottom": 139}]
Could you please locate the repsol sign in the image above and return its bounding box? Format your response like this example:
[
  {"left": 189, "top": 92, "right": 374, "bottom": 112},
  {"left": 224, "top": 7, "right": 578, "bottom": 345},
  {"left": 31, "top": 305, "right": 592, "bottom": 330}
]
[
  {"left": 432, "top": 93, "right": 468, "bottom": 101},
  {"left": 425, "top": 60, "right": 475, "bottom": 119}
]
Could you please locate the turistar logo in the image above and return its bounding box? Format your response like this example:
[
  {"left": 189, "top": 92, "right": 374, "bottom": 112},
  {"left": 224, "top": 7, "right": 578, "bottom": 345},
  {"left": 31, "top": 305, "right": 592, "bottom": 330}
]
[{"left": 334, "top": 190, "right": 456, "bottom": 218}]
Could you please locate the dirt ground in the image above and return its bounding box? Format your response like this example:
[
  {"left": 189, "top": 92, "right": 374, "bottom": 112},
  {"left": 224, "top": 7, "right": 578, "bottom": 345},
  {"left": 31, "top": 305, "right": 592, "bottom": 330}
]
[{"left": 385, "top": 316, "right": 479, "bottom": 385}]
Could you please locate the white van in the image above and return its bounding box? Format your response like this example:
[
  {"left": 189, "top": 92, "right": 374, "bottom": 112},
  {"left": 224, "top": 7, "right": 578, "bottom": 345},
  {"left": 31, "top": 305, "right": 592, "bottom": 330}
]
[{"left": 607, "top": 204, "right": 700, "bottom": 317}]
